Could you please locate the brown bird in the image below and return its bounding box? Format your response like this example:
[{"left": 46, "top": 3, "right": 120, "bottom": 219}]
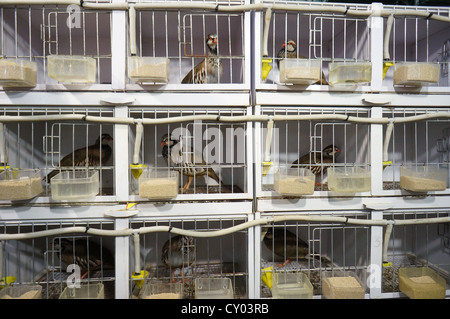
[
  {"left": 161, "top": 235, "right": 195, "bottom": 282},
  {"left": 263, "top": 227, "right": 309, "bottom": 267},
  {"left": 45, "top": 133, "right": 113, "bottom": 182},
  {"left": 277, "top": 39, "right": 328, "bottom": 84},
  {"left": 291, "top": 144, "right": 341, "bottom": 181},
  {"left": 52, "top": 237, "right": 115, "bottom": 279},
  {"left": 160, "top": 133, "right": 222, "bottom": 192},
  {"left": 182, "top": 33, "right": 223, "bottom": 84}
]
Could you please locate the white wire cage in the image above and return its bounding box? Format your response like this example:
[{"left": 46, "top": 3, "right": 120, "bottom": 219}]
[
  {"left": 127, "top": 107, "right": 252, "bottom": 201},
  {"left": 0, "top": 219, "right": 115, "bottom": 299},
  {"left": 382, "top": 108, "right": 450, "bottom": 195},
  {"left": 382, "top": 210, "right": 450, "bottom": 296},
  {"left": 129, "top": 216, "right": 250, "bottom": 299},
  {"left": 126, "top": 1, "right": 250, "bottom": 90},
  {"left": 382, "top": 5, "right": 450, "bottom": 92},
  {"left": 0, "top": 106, "right": 115, "bottom": 202},
  {"left": 0, "top": 4, "right": 113, "bottom": 89},
  {"left": 256, "top": 0, "right": 372, "bottom": 91},
  {"left": 255, "top": 1, "right": 450, "bottom": 93},
  {"left": 256, "top": 106, "right": 371, "bottom": 197},
  {"left": 258, "top": 212, "right": 371, "bottom": 298}
]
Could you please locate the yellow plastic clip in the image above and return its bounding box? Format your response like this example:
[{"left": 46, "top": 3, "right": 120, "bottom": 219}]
[
  {"left": 262, "top": 161, "right": 273, "bottom": 176},
  {"left": 261, "top": 266, "right": 273, "bottom": 290},
  {"left": 383, "top": 62, "right": 394, "bottom": 79},
  {"left": 130, "top": 163, "right": 146, "bottom": 179},
  {"left": 126, "top": 202, "right": 137, "bottom": 210},
  {"left": 0, "top": 276, "right": 16, "bottom": 289},
  {"left": 0, "top": 165, "right": 10, "bottom": 172},
  {"left": 131, "top": 270, "right": 149, "bottom": 289},
  {"left": 261, "top": 58, "right": 273, "bottom": 81},
  {"left": 383, "top": 161, "right": 392, "bottom": 170}
]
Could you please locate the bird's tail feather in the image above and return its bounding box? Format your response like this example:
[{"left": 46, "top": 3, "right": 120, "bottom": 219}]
[
  {"left": 43, "top": 170, "right": 58, "bottom": 183},
  {"left": 207, "top": 166, "right": 223, "bottom": 185}
]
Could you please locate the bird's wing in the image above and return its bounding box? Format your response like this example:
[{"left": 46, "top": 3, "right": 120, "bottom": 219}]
[
  {"left": 58, "top": 147, "right": 87, "bottom": 167},
  {"left": 182, "top": 59, "right": 207, "bottom": 84},
  {"left": 170, "top": 141, "right": 206, "bottom": 175}
]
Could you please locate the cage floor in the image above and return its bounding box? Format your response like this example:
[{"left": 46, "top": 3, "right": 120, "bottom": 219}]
[
  {"left": 260, "top": 257, "right": 335, "bottom": 297},
  {"left": 135, "top": 261, "right": 248, "bottom": 299},
  {"left": 35, "top": 269, "right": 115, "bottom": 299},
  {"left": 177, "top": 185, "right": 243, "bottom": 194}
]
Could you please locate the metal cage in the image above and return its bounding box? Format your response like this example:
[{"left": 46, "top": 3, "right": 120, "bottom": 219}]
[
  {"left": 129, "top": 215, "right": 250, "bottom": 299},
  {"left": 128, "top": 106, "right": 252, "bottom": 201},
  {"left": 0, "top": 219, "right": 115, "bottom": 299}
]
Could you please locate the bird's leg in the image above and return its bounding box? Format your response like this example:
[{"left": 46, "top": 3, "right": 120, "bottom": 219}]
[
  {"left": 171, "top": 270, "right": 177, "bottom": 284},
  {"left": 182, "top": 176, "right": 193, "bottom": 193},
  {"left": 276, "top": 259, "right": 292, "bottom": 268},
  {"left": 179, "top": 269, "right": 192, "bottom": 284}
]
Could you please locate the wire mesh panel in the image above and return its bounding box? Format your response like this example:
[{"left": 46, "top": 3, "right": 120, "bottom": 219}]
[
  {"left": 0, "top": 220, "right": 115, "bottom": 299},
  {"left": 0, "top": 106, "right": 115, "bottom": 201},
  {"left": 382, "top": 5, "right": 450, "bottom": 91},
  {"left": 382, "top": 210, "right": 450, "bottom": 295},
  {"left": 382, "top": 108, "right": 450, "bottom": 193},
  {"left": 128, "top": 107, "right": 250, "bottom": 200},
  {"left": 127, "top": 0, "right": 249, "bottom": 90},
  {"left": 129, "top": 216, "right": 249, "bottom": 299},
  {"left": 257, "top": 0, "right": 371, "bottom": 90},
  {"left": 259, "top": 212, "right": 371, "bottom": 298},
  {"left": 0, "top": 4, "right": 112, "bottom": 88},
  {"left": 258, "top": 106, "right": 371, "bottom": 195}
]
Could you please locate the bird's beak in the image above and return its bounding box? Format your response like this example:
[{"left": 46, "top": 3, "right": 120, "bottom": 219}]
[
  {"left": 282, "top": 43, "right": 286, "bottom": 48},
  {"left": 160, "top": 141, "right": 166, "bottom": 147}
]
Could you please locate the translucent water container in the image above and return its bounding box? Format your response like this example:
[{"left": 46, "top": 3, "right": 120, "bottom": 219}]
[
  {"left": 139, "top": 281, "right": 183, "bottom": 299},
  {"left": 400, "top": 165, "right": 447, "bottom": 192},
  {"left": 59, "top": 283, "right": 104, "bottom": 299},
  {"left": 128, "top": 56, "right": 170, "bottom": 83},
  {"left": 322, "top": 270, "right": 365, "bottom": 299},
  {"left": 279, "top": 59, "right": 322, "bottom": 85},
  {"left": 393, "top": 62, "right": 440, "bottom": 86},
  {"left": 272, "top": 272, "right": 313, "bottom": 299},
  {"left": 0, "top": 285, "right": 42, "bottom": 299},
  {"left": 399, "top": 267, "right": 446, "bottom": 299},
  {"left": 327, "top": 166, "right": 371, "bottom": 193},
  {"left": 328, "top": 62, "right": 371, "bottom": 86},
  {"left": 0, "top": 59, "right": 37, "bottom": 87},
  {"left": 195, "top": 277, "right": 234, "bottom": 299},
  {"left": 139, "top": 169, "right": 178, "bottom": 200},
  {"left": 274, "top": 167, "right": 315, "bottom": 196},
  {"left": 0, "top": 169, "right": 43, "bottom": 201},
  {"left": 47, "top": 55, "right": 96, "bottom": 83},
  {"left": 50, "top": 170, "right": 99, "bottom": 200}
]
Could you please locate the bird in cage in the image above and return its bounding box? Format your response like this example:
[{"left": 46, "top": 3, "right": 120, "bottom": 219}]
[
  {"left": 291, "top": 144, "right": 341, "bottom": 183},
  {"left": 161, "top": 235, "right": 195, "bottom": 282},
  {"left": 52, "top": 237, "right": 115, "bottom": 279},
  {"left": 160, "top": 133, "right": 222, "bottom": 192},
  {"left": 276, "top": 39, "right": 328, "bottom": 85},
  {"left": 263, "top": 227, "right": 309, "bottom": 268},
  {"left": 182, "top": 33, "right": 223, "bottom": 84},
  {"left": 44, "top": 133, "right": 113, "bottom": 183}
]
